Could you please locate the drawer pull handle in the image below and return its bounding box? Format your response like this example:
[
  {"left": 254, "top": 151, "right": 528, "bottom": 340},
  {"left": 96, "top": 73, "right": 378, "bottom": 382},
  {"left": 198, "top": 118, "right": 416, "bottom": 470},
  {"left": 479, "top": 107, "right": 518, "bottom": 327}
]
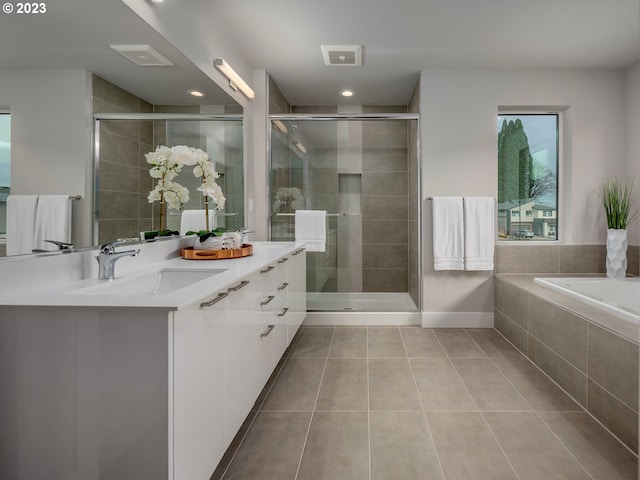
[
  {"left": 278, "top": 257, "right": 289, "bottom": 264},
  {"left": 228, "top": 280, "right": 250, "bottom": 292},
  {"left": 260, "top": 265, "right": 275, "bottom": 274},
  {"left": 292, "top": 248, "right": 305, "bottom": 255},
  {"left": 200, "top": 291, "right": 229, "bottom": 308},
  {"left": 277, "top": 307, "right": 289, "bottom": 317},
  {"left": 260, "top": 295, "right": 275, "bottom": 306},
  {"left": 260, "top": 324, "right": 275, "bottom": 338},
  {"left": 278, "top": 282, "right": 289, "bottom": 291}
]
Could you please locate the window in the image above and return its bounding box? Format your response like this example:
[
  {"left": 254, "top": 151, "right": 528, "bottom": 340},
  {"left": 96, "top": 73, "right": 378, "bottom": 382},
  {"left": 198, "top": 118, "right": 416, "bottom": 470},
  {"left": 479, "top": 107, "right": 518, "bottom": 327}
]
[
  {"left": 0, "top": 113, "right": 9, "bottom": 237},
  {"left": 497, "top": 113, "right": 558, "bottom": 241}
]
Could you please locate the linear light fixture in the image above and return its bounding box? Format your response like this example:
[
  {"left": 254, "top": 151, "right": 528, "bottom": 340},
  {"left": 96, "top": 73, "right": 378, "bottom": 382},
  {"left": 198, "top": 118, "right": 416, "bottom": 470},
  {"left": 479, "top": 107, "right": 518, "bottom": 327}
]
[{"left": 213, "top": 58, "right": 255, "bottom": 99}]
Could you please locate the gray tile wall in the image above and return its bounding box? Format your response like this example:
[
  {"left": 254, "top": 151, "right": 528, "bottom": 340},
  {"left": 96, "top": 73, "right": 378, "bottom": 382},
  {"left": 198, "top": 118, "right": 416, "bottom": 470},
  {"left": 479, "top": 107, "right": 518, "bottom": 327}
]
[
  {"left": 495, "top": 275, "right": 639, "bottom": 453},
  {"left": 496, "top": 243, "right": 639, "bottom": 276},
  {"left": 93, "top": 75, "right": 154, "bottom": 243}
]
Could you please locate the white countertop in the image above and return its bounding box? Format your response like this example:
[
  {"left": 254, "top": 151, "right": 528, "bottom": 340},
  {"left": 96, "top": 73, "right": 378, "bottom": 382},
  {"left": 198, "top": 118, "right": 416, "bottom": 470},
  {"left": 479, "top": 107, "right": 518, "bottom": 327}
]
[{"left": 0, "top": 242, "right": 300, "bottom": 310}]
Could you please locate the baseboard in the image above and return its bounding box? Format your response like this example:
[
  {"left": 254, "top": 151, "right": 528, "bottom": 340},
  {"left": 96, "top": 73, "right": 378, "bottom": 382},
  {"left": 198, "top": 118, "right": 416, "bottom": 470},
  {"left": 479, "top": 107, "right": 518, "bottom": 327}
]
[{"left": 421, "top": 312, "right": 494, "bottom": 328}]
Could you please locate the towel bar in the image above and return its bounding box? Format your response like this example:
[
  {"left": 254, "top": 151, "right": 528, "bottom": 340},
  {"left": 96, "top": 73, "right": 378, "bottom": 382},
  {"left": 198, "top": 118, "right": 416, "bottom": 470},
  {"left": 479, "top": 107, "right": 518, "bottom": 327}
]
[{"left": 274, "top": 213, "right": 348, "bottom": 217}]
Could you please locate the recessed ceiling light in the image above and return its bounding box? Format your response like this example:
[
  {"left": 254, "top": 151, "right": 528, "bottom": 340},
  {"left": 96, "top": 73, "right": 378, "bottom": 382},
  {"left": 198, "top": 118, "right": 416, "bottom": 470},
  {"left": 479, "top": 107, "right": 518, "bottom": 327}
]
[
  {"left": 340, "top": 89, "right": 355, "bottom": 97},
  {"left": 188, "top": 90, "right": 206, "bottom": 98},
  {"left": 150, "top": 0, "right": 164, "bottom": 3}
]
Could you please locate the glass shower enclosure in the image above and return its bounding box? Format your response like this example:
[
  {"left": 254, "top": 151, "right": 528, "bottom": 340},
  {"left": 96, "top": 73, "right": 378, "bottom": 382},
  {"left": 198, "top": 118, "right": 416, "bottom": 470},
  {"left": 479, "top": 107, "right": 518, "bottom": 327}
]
[{"left": 269, "top": 115, "right": 420, "bottom": 313}]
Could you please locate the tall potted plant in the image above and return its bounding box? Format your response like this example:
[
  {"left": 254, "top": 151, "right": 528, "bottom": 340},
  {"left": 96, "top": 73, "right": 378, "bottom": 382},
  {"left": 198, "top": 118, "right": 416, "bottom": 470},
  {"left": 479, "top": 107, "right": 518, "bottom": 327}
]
[{"left": 599, "top": 175, "right": 638, "bottom": 278}]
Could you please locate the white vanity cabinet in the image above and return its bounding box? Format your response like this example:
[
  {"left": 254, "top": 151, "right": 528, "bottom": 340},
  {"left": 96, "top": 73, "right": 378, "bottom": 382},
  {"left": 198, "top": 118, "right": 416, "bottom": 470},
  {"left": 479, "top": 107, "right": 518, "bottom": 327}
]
[
  {"left": 0, "top": 243, "right": 306, "bottom": 480},
  {"left": 172, "top": 294, "right": 226, "bottom": 480},
  {"left": 171, "top": 249, "right": 306, "bottom": 480}
]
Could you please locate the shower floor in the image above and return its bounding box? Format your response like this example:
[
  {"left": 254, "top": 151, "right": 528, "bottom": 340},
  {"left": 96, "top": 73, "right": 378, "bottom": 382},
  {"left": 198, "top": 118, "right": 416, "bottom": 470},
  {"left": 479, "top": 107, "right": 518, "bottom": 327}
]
[{"left": 306, "top": 292, "right": 418, "bottom": 312}]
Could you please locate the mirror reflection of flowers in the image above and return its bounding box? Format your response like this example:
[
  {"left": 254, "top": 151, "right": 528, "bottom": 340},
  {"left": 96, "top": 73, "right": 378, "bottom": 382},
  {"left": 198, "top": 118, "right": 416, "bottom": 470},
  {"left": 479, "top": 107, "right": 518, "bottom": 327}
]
[
  {"left": 146, "top": 145, "right": 191, "bottom": 232},
  {"left": 273, "top": 187, "right": 304, "bottom": 213}
]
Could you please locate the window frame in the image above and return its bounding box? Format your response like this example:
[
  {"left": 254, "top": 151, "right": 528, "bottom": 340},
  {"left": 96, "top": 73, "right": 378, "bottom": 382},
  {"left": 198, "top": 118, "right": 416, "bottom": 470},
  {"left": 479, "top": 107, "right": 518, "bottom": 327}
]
[{"left": 497, "top": 110, "right": 561, "bottom": 243}]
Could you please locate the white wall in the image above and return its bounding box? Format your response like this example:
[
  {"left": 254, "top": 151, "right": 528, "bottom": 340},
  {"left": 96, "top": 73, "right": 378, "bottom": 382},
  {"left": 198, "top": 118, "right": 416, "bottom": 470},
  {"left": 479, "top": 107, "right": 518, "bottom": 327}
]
[
  {"left": 625, "top": 62, "right": 640, "bottom": 246},
  {"left": 420, "top": 68, "right": 627, "bottom": 318},
  {"left": 0, "top": 69, "right": 93, "bottom": 248}
]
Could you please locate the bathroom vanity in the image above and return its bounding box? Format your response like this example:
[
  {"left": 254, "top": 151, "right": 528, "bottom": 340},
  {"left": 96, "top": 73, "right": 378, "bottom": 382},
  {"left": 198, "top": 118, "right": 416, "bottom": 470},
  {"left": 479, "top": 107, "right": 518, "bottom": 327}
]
[{"left": 0, "top": 241, "right": 306, "bottom": 480}]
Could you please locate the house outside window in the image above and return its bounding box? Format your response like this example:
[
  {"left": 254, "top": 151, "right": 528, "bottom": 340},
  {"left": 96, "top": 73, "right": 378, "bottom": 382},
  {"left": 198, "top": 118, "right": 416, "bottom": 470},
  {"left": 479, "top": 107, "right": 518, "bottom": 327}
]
[{"left": 497, "top": 113, "right": 559, "bottom": 241}]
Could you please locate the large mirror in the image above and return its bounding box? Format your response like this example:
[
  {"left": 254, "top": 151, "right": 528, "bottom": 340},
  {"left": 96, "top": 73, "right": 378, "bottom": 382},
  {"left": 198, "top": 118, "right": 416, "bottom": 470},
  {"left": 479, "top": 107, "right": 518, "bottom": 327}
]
[{"left": 0, "top": 0, "right": 243, "bottom": 257}]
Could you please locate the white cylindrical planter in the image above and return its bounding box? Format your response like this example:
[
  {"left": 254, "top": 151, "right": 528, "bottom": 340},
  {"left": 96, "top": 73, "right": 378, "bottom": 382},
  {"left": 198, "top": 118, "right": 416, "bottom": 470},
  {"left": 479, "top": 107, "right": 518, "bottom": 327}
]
[{"left": 606, "top": 228, "right": 628, "bottom": 278}]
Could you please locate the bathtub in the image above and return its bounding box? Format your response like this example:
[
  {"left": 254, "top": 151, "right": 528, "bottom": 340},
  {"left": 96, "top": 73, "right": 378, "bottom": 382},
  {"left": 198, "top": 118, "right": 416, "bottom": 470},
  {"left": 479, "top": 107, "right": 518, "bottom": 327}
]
[{"left": 534, "top": 277, "right": 640, "bottom": 325}]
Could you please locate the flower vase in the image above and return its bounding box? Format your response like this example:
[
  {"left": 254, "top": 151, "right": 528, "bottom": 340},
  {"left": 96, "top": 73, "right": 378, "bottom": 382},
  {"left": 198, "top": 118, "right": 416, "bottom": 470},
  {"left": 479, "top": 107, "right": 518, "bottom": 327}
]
[{"left": 606, "top": 228, "right": 627, "bottom": 278}]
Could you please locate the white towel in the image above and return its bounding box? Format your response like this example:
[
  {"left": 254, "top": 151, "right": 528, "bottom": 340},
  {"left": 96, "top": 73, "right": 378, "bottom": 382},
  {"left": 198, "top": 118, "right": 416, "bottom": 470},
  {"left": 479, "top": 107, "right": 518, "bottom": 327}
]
[
  {"left": 432, "top": 196, "right": 464, "bottom": 270},
  {"left": 295, "top": 210, "right": 326, "bottom": 252},
  {"left": 464, "top": 197, "right": 495, "bottom": 271},
  {"left": 180, "top": 209, "right": 217, "bottom": 235},
  {"left": 6, "top": 195, "right": 38, "bottom": 256},
  {"left": 33, "top": 195, "right": 72, "bottom": 251}
]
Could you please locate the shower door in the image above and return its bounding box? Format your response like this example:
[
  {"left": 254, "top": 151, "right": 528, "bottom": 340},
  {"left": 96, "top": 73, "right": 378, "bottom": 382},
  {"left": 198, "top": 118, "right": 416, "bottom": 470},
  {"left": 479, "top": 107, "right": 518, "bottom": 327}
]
[{"left": 269, "top": 115, "right": 420, "bottom": 312}]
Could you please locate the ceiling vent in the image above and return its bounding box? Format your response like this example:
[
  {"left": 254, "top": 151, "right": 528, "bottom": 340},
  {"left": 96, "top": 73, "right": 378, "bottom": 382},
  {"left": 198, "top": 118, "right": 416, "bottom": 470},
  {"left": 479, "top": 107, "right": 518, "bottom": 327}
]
[
  {"left": 321, "top": 45, "right": 363, "bottom": 66},
  {"left": 109, "top": 44, "right": 174, "bottom": 66}
]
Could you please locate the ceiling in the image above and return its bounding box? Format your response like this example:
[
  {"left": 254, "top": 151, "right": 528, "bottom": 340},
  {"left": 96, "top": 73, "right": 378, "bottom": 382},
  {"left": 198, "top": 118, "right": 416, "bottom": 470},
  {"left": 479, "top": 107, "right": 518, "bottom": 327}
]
[{"left": 1, "top": 0, "right": 638, "bottom": 107}]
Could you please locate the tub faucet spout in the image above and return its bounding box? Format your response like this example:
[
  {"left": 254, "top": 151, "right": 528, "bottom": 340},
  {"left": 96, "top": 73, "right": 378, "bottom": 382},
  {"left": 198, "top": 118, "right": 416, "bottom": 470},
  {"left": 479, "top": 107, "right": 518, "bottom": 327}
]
[{"left": 96, "top": 239, "right": 141, "bottom": 280}]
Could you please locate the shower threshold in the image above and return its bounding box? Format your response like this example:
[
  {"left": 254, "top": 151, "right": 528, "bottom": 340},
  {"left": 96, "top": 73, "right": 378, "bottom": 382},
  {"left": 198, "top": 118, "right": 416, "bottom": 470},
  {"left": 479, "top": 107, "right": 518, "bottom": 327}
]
[{"left": 306, "top": 292, "right": 417, "bottom": 312}]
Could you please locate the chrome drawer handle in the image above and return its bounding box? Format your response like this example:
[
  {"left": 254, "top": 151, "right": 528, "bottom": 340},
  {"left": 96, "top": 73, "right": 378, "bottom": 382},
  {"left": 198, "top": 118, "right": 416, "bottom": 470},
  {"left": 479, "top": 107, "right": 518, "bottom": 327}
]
[
  {"left": 260, "top": 295, "right": 275, "bottom": 306},
  {"left": 292, "top": 248, "right": 305, "bottom": 255},
  {"left": 228, "top": 280, "right": 250, "bottom": 291},
  {"left": 277, "top": 257, "right": 289, "bottom": 264},
  {"left": 200, "top": 291, "right": 229, "bottom": 308},
  {"left": 278, "top": 282, "right": 289, "bottom": 291},
  {"left": 260, "top": 324, "right": 275, "bottom": 338},
  {"left": 260, "top": 265, "right": 275, "bottom": 274},
  {"left": 277, "top": 307, "right": 289, "bottom": 317}
]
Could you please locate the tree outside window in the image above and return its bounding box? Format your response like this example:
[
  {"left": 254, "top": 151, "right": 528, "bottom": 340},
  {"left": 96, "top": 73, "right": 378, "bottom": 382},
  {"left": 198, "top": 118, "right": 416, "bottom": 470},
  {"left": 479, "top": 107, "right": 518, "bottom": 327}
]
[{"left": 497, "top": 113, "right": 558, "bottom": 241}]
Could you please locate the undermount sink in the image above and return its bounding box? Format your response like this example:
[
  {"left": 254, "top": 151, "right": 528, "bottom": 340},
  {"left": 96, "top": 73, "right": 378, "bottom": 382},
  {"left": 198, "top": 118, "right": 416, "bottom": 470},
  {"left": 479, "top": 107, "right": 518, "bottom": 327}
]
[{"left": 68, "top": 268, "right": 227, "bottom": 296}]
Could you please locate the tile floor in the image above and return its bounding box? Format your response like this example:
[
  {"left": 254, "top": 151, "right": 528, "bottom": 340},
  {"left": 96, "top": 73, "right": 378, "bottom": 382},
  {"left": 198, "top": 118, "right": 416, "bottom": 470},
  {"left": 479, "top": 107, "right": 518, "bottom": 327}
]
[{"left": 214, "top": 326, "right": 638, "bottom": 480}]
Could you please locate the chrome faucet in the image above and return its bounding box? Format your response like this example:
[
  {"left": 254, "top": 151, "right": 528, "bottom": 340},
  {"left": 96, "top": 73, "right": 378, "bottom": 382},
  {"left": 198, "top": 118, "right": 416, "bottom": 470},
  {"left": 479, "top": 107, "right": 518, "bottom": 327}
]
[{"left": 96, "top": 239, "right": 141, "bottom": 280}]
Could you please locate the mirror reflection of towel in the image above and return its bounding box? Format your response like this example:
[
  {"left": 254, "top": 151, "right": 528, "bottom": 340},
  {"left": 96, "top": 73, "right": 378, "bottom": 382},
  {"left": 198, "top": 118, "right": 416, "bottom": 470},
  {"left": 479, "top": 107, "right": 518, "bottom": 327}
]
[
  {"left": 180, "top": 210, "right": 217, "bottom": 235},
  {"left": 6, "top": 195, "right": 38, "bottom": 255},
  {"left": 33, "top": 195, "right": 72, "bottom": 251}
]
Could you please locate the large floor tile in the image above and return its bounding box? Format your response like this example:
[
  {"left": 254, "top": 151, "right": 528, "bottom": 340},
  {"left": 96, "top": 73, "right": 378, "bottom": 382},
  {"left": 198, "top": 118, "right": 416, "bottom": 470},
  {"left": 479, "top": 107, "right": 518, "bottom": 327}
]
[
  {"left": 368, "top": 327, "right": 407, "bottom": 358},
  {"left": 289, "top": 327, "right": 335, "bottom": 359},
  {"left": 369, "top": 358, "right": 422, "bottom": 411},
  {"left": 538, "top": 411, "right": 638, "bottom": 480},
  {"left": 483, "top": 412, "right": 591, "bottom": 480},
  {"left": 400, "top": 327, "right": 447, "bottom": 358},
  {"left": 452, "top": 359, "right": 531, "bottom": 411},
  {"left": 221, "top": 411, "right": 311, "bottom": 480},
  {"left": 433, "top": 328, "right": 487, "bottom": 359},
  {"left": 329, "top": 327, "right": 367, "bottom": 358},
  {"left": 410, "top": 358, "right": 477, "bottom": 411},
  {"left": 315, "top": 359, "right": 368, "bottom": 411},
  {"left": 465, "top": 328, "right": 524, "bottom": 358},
  {"left": 492, "top": 358, "right": 581, "bottom": 412},
  {"left": 370, "top": 411, "right": 444, "bottom": 480},
  {"left": 261, "top": 359, "right": 326, "bottom": 411},
  {"left": 426, "top": 411, "right": 517, "bottom": 479},
  {"left": 297, "top": 412, "right": 369, "bottom": 480}
]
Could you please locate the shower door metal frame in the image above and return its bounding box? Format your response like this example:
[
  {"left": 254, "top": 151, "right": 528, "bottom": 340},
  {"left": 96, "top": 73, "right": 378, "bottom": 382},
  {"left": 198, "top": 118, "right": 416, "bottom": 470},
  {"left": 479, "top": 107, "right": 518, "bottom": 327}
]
[{"left": 267, "top": 113, "right": 422, "bottom": 311}]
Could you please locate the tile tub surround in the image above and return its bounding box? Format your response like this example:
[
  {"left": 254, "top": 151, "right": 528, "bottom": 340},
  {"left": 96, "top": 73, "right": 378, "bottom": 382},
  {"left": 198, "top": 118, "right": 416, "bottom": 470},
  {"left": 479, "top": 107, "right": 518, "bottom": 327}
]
[
  {"left": 213, "top": 326, "right": 637, "bottom": 480},
  {"left": 495, "top": 274, "right": 639, "bottom": 454},
  {"left": 495, "top": 243, "right": 640, "bottom": 277}
]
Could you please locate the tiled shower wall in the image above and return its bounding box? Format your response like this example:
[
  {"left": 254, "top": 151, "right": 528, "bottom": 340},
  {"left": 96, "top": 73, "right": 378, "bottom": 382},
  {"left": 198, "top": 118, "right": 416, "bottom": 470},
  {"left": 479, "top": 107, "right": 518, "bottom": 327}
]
[{"left": 93, "top": 75, "right": 155, "bottom": 243}]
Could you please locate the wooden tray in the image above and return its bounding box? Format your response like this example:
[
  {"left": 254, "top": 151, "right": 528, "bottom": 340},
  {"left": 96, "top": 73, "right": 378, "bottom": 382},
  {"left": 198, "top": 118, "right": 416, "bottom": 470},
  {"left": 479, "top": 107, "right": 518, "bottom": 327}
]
[{"left": 181, "top": 244, "right": 253, "bottom": 260}]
